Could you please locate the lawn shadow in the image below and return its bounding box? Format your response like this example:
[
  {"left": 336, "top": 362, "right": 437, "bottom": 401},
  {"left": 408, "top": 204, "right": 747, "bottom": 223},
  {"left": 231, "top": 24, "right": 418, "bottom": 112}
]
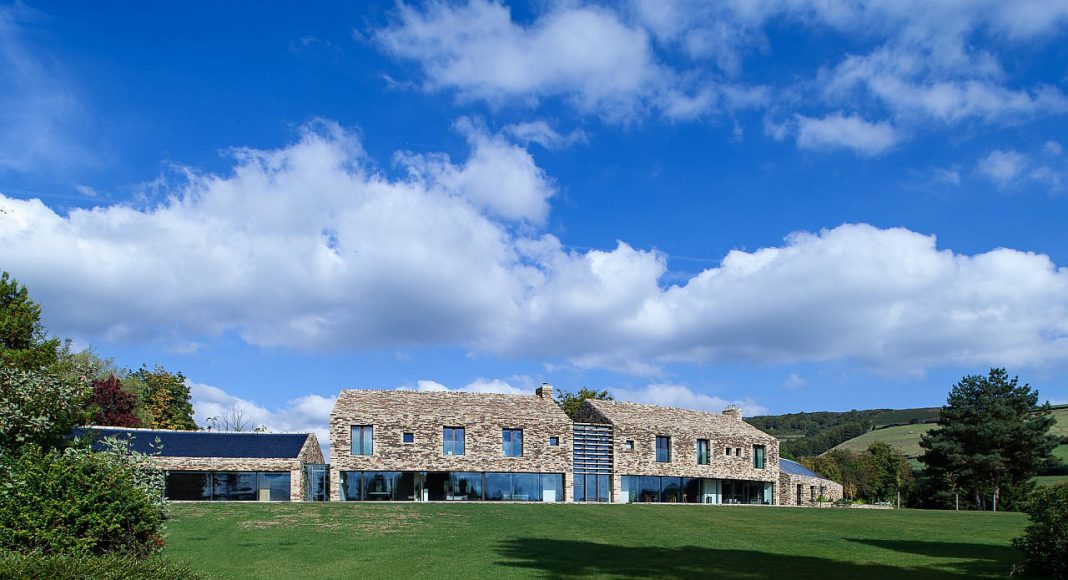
[
  {"left": 496, "top": 538, "right": 1011, "bottom": 579},
  {"left": 847, "top": 539, "right": 1026, "bottom": 578}
]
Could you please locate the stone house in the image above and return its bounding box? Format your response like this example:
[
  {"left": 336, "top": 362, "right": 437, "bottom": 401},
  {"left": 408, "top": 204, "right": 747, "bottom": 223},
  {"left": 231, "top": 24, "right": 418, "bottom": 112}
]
[
  {"left": 329, "top": 385, "right": 573, "bottom": 502},
  {"left": 779, "top": 458, "right": 844, "bottom": 506},
  {"left": 78, "top": 427, "right": 326, "bottom": 502},
  {"left": 572, "top": 400, "right": 781, "bottom": 504}
]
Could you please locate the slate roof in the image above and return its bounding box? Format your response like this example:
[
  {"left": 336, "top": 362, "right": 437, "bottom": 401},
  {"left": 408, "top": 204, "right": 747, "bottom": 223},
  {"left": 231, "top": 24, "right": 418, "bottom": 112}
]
[
  {"left": 779, "top": 458, "right": 822, "bottom": 478},
  {"left": 578, "top": 399, "right": 776, "bottom": 440},
  {"left": 74, "top": 427, "right": 311, "bottom": 459}
]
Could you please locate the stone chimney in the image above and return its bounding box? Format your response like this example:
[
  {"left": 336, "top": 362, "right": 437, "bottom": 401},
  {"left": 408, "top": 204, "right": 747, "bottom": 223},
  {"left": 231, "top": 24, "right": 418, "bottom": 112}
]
[
  {"left": 535, "top": 383, "right": 554, "bottom": 400},
  {"left": 722, "top": 405, "right": 742, "bottom": 421}
]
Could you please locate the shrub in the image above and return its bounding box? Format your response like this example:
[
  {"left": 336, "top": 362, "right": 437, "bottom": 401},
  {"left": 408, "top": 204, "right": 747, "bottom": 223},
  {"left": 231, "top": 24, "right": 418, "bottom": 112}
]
[
  {"left": 0, "top": 550, "right": 198, "bottom": 580},
  {"left": 0, "top": 442, "right": 166, "bottom": 556},
  {"left": 1013, "top": 482, "right": 1068, "bottom": 578}
]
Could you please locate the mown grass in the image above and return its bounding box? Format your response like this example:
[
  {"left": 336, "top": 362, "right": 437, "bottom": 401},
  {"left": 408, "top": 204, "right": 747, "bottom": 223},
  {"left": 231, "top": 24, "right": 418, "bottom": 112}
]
[{"left": 164, "top": 503, "right": 1035, "bottom": 579}]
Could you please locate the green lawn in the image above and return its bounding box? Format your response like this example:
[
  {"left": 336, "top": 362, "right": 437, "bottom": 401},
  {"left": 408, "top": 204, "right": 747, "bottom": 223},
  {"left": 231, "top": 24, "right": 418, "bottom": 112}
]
[{"left": 163, "top": 503, "right": 1034, "bottom": 579}]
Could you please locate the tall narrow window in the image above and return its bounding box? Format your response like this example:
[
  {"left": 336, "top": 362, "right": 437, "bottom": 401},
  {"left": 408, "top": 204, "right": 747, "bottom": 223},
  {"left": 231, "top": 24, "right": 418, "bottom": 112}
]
[
  {"left": 502, "top": 428, "right": 523, "bottom": 457},
  {"left": 350, "top": 425, "right": 373, "bottom": 456},
  {"left": 656, "top": 436, "right": 671, "bottom": 463},
  {"left": 753, "top": 445, "right": 766, "bottom": 469},
  {"left": 696, "top": 439, "right": 710, "bottom": 465},
  {"left": 443, "top": 427, "right": 465, "bottom": 456}
]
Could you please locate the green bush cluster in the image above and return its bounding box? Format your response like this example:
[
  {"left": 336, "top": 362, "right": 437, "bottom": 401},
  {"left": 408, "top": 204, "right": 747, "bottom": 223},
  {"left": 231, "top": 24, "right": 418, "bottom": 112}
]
[
  {"left": 1013, "top": 482, "right": 1068, "bottom": 578},
  {"left": 0, "top": 443, "right": 166, "bottom": 556},
  {"left": 0, "top": 550, "right": 198, "bottom": 580}
]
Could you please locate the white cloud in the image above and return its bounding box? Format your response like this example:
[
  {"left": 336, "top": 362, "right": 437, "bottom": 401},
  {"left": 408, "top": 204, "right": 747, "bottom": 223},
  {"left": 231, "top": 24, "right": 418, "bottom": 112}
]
[
  {"left": 795, "top": 113, "right": 900, "bottom": 156},
  {"left": 503, "top": 121, "right": 587, "bottom": 150},
  {"left": 189, "top": 382, "right": 335, "bottom": 460},
  {"left": 976, "top": 147, "right": 1064, "bottom": 190},
  {"left": 611, "top": 383, "right": 766, "bottom": 417},
  {"left": 977, "top": 149, "right": 1028, "bottom": 185},
  {"left": 411, "top": 377, "right": 528, "bottom": 395},
  {"left": 4, "top": 123, "right": 1068, "bottom": 376}
]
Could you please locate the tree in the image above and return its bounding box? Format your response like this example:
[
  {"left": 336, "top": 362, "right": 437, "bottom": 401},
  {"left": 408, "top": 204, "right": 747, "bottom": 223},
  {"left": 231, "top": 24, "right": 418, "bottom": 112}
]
[
  {"left": 920, "top": 368, "right": 1058, "bottom": 511},
  {"left": 88, "top": 375, "right": 141, "bottom": 428},
  {"left": 555, "top": 387, "right": 613, "bottom": 418},
  {"left": 0, "top": 363, "right": 93, "bottom": 453},
  {"left": 0, "top": 272, "right": 60, "bottom": 371},
  {"left": 131, "top": 366, "right": 197, "bottom": 430}
]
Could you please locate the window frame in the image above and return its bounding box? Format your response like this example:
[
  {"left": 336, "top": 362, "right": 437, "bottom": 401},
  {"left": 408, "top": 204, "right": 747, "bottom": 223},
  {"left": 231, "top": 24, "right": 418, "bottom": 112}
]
[
  {"left": 548, "top": 436, "right": 559, "bottom": 446},
  {"left": 502, "top": 428, "right": 523, "bottom": 457},
  {"left": 655, "top": 436, "right": 671, "bottom": 463},
  {"left": 402, "top": 432, "right": 414, "bottom": 444},
  {"left": 696, "top": 438, "right": 710, "bottom": 465},
  {"left": 351, "top": 425, "right": 373, "bottom": 456},
  {"left": 753, "top": 445, "right": 766, "bottom": 469},
  {"left": 443, "top": 426, "right": 465, "bottom": 456}
]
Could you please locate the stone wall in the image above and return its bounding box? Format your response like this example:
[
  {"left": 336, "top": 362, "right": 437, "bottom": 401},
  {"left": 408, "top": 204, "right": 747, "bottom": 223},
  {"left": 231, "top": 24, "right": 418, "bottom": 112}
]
[
  {"left": 329, "top": 387, "right": 574, "bottom": 501},
  {"left": 777, "top": 471, "right": 844, "bottom": 507},
  {"left": 575, "top": 400, "right": 781, "bottom": 503}
]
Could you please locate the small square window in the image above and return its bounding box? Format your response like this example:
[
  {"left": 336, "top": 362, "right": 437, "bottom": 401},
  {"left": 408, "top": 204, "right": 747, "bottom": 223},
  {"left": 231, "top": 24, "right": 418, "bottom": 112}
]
[
  {"left": 549, "top": 436, "right": 559, "bottom": 446},
  {"left": 625, "top": 440, "right": 634, "bottom": 450},
  {"left": 735, "top": 447, "right": 742, "bottom": 456},
  {"left": 402, "top": 432, "right": 414, "bottom": 444}
]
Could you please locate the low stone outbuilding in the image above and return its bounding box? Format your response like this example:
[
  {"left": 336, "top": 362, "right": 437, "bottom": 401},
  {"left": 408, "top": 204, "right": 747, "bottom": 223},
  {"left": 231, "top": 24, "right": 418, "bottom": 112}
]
[
  {"left": 778, "top": 458, "right": 844, "bottom": 506},
  {"left": 77, "top": 427, "right": 325, "bottom": 502}
]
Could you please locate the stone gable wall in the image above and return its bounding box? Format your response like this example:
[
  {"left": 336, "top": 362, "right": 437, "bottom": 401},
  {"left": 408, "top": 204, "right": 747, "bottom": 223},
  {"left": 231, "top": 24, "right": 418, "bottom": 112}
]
[
  {"left": 777, "top": 471, "right": 844, "bottom": 507},
  {"left": 330, "top": 391, "right": 574, "bottom": 501}
]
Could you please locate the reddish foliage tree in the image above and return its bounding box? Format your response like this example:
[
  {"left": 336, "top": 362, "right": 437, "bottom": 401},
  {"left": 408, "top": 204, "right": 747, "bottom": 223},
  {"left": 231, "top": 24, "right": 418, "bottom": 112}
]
[{"left": 89, "top": 375, "right": 141, "bottom": 427}]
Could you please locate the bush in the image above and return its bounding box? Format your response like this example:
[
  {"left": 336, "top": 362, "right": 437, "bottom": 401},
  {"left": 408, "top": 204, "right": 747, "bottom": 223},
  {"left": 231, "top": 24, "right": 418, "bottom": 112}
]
[
  {"left": 0, "top": 550, "right": 198, "bottom": 580},
  {"left": 0, "top": 443, "right": 166, "bottom": 556},
  {"left": 1013, "top": 482, "right": 1068, "bottom": 578}
]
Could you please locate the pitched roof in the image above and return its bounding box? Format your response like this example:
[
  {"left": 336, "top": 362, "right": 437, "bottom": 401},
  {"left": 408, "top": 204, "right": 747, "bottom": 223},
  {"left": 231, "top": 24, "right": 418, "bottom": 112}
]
[
  {"left": 578, "top": 399, "right": 775, "bottom": 440},
  {"left": 779, "top": 458, "right": 822, "bottom": 478},
  {"left": 333, "top": 389, "right": 570, "bottom": 421},
  {"left": 74, "top": 427, "right": 312, "bottom": 459}
]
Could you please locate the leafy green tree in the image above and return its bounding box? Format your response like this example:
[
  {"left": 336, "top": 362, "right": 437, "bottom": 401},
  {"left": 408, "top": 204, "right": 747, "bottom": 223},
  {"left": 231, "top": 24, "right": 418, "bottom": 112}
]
[
  {"left": 555, "top": 387, "right": 613, "bottom": 418},
  {"left": 131, "top": 366, "right": 196, "bottom": 430},
  {"left": 920, "top": 368, "right": 1058, "bottom": 511},
  {"left": 0, "top": 363, "right": 93, "bottom": 453},
  {"left": 1013, "top": 482, "right": 1068, "bottom": 577},
  {"left": 0, "top": 272, "right": 60, "bottom": 371}
]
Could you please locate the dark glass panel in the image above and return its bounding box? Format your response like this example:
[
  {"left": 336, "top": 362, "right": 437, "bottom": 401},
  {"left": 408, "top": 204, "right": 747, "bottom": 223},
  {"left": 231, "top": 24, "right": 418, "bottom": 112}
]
[
  {"left": 540, "top": 474, "right": 563, "bottom": 502},
  {"left": 363, "top": 472, "right": 398, "bottom": 501},
  {"left": 573, "top": 473, "right": 585, "bottom": 502},
  {"left": 258, "top": 472, "right": 291, "bottom": 502},
  {"left": 165, "top": 472, "right": 211, "bottom": 501},
  {"left": 303, "top": 465, "right": 328, "bottom": 501},
  {"left": 212, "top": 472, "right": 257, "bottom": 501},
  {"left": 656, "top": 436, "right": 671, "bottom": 462},
  {"left": 484, "top": 472, "right": 512, "bottom": 501},
  {"left": 341, "top": 471, "right": 363, "bottom": 501},
  {"left": 682, "top": 478, "right": 701, "bottom": 503},
  {"left": 638, "top": 476, "right": 660, "bottom": 503},
  {"left": 596, "top": 474, "right": 610, "bottom": 502},
  {"left": 448, "top": 472, "right": 482, "bottom": 500},
  {"left": 620, "top": 475, "right": 638, "bottom": 503},
  {"left": 513, "top": 473, "right": 540, "bottom": 501},
  {"left": 660, "top": 477, "right": 682, "bottom": 503},
  {"left": 396, "top": 472, "right": 416, "bottom": 501}
]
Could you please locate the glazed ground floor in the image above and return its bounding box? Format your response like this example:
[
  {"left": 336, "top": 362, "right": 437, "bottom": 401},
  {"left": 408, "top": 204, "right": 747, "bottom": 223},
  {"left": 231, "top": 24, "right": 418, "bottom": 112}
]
[{"left": 164, "top": 465, "right": 330, "bottom": 502}]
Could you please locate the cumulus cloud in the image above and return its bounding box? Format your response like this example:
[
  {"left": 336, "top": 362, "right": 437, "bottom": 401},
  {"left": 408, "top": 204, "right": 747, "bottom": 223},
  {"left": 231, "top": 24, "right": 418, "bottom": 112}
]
[
  {"left": 795, "top": 113, "right": 900, "bottom": 156},
  {"left": 977, "top": 149, "right": 1029, "bottom": 185},
  {"left": 3, "top": 123, "right": 1068, "bottom": 376},
  {"left": 976, "top": 147, "right": 1064, "bottom": 190},
  {"left": 611, "top": 383, "right": 766, "bottom": 417},
  {"left": 411, "top": 377, "right": 528, "bottom": 395},
  {"left": 190, "top": 382, "right": 336, "bottom": 459}
]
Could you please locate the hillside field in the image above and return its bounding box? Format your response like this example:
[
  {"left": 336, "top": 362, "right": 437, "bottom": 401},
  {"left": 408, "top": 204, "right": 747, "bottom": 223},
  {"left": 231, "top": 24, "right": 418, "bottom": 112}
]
[{"left": 163, "top": 503, "right": 1030, "bottom": 579}]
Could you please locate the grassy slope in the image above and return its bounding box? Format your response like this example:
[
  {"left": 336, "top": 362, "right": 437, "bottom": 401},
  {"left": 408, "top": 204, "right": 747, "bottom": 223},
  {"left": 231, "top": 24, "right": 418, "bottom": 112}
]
[
  {"left": 164, "top": 503, "right": 1029, "bottom": 579},
  {"left": 834, "top": 424, "right": 937, "bottom": 458}
]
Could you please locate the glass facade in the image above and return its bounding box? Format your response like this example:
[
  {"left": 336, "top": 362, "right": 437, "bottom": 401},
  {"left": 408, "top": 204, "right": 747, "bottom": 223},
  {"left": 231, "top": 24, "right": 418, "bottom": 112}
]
[
  {"left": 502, "top": 429, "right": 523, "bottom": 457},
  {"left": 304, "top": 464, "right": 328, "bottom": 501},
  {"left": 443, "top": 427, "right": 465, "bottom": 456},
  {"left": 351, "top": 425, "right": 373, "bottom": 456},
  {"left": 656, "top": 436, "right": 671, "bottom": 462},
  {"left": 621, "top": 476, "right": 771, "bottom": 505},
  {"left": 340, "top": 471, "right": 563, "bottom": 502},
  {"left": 573, "top": 473, "right": 611, "bottom": 502},
  {"left": 164, "top": 471, "right": 291, "bottom": 501}
]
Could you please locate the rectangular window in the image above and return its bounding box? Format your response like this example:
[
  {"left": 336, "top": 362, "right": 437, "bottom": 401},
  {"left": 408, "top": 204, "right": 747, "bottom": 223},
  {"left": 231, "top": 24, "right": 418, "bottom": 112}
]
[
  {"left": 502, "top": 428, "right": 523, "bottom": 457},
  {"left": 725, "top": 447, "right": 731, "bottom": 456},
  {"left": 351, "top": 425, "right": 373, "bottom": 456},
  {"left": 735, "top": 447, "right": 741, "bottom": 456},
  {"left": 625, "top": 440, "right": 634, "bottom": 450},
  {"left": 402, "top": 432, "right": 414, "bottom": 444},
  {"left": 697, "top": 439, "right": 710, "bottom": 465},
  {"left": 443, "top": 427, "right": 465, "bottom": 456},
  {"left": 753, "top": 445, "right": 766, "bottom": 469},
  {"left": 656, "top": 436, "right": 671, "bottom": 462}
]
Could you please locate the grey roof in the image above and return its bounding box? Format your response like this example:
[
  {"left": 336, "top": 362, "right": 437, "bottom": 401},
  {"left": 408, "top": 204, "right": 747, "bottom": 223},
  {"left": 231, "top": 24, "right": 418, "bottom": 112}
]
[
  {"left": 74, "top": 427, "right": 311, "bottom": 459},
  {"left": 779, "top": 458, "right": 822, "bottom": 478}
]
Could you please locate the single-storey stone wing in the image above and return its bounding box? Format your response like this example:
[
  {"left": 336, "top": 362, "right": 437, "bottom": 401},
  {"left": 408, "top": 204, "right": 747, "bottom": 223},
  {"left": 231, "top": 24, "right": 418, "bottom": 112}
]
[
  {"left": 77, "top": 427, "right": 326, "bottom": 502},
  {"left": 779, "top": 458, "right": 844, "bottom": 506},
  {"left": 572, "top": 399, "right": 781, "bottom": 504},
  {"left": 329, "top": 385, "right": 573, "bottom": 502}
]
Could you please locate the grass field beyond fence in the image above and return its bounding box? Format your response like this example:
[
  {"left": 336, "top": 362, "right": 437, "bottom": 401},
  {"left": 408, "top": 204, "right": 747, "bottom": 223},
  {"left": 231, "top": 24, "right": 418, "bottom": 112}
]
[{"left": 164, "top": 503, "right": 1033, "bottom": 579}]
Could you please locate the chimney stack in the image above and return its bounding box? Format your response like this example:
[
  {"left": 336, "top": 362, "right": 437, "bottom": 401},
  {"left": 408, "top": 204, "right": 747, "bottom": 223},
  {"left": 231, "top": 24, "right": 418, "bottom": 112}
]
[
  {"left": 536, "top": 383, "right": 554, "bottom": 400},
  {"left": 722, "top": 405, "right": 742, "bottom": 421}
]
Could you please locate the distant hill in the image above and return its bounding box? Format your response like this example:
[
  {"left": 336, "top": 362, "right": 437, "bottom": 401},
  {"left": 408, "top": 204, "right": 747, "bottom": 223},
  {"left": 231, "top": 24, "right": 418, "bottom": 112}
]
[{"left": 744, "top": 407, "right": 940, "bottom": 459}]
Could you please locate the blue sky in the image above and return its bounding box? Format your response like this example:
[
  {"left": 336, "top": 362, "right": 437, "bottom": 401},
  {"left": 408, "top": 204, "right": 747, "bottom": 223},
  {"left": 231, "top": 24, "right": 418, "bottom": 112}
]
[{"left": 2, "top": 1, "right": 1067, "bottom": 451}]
